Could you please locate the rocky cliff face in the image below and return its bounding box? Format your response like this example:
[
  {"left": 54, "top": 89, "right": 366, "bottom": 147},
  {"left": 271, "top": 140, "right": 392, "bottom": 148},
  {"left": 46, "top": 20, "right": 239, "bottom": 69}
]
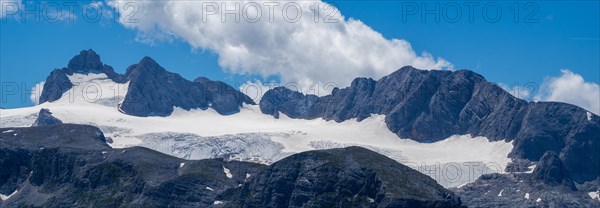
[
  {"left": 260, "top": 66, "right": 600, "bottom": 183},
  {"left": 38, "top": 69, "right": 73, "bottom": 103},
  {"left": 38, "top": 50, "right": 254, "bottom": 116},
  {"left": 224, "top": 146, "right": 463, "bottom": 208},
  {"left": 0, "top": 124, "right": 265, "bottom": 207},
  {"left": 453, "top": 173, "right": 599, "bottom": 207},
  {"left": 119, "top": 57, "right": 255, "bottom": 116}
]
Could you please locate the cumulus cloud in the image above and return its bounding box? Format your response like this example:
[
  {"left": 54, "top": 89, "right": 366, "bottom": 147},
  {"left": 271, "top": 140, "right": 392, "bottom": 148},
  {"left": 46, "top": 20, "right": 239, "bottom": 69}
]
[
  {"left": 30, "top": 81, "right": 45, "bottom": 105},
  {"left": 0, "top": 0, "right": 21, "bottom": 18},
  {"left": 502, "top": 70, "right": 600, "bottom": 115},
  {"left": 535, "top": 69, "right": 600, "bottom": 115},
  {"left": 239, "top": 80, "right": 277, "bottom": 103},
  {"left": 108, "top": 0, "right": 452, "bottom": 90}
]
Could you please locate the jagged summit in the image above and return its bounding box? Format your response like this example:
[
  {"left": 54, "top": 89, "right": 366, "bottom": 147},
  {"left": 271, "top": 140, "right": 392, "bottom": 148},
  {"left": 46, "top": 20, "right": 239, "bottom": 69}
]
[
  {"left": 64, "top": 49, "right": 103, "bottom": 74},
  {"left": 120, "top": 56, "right": 255, "bottom": 116},
  {"left": 260, "top": 65, "right": 600, "bottom": 183},
  {"left": 38, "top": 50, "right": 254, "bottom": 116}
]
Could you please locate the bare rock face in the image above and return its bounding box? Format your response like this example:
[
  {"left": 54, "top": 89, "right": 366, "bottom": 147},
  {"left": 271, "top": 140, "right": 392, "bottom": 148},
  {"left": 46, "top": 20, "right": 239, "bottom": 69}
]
[
  {"left": 260, "top": 66, "right": 600, "bottom": 183},
  {"left": 453, "top": 173, "right": 599, "bottom": 208},
  {"left": 0, "top": 124, "right": 265, "bottom": 207},
  {"left": 532, "top": 151, "right": 576, "bottom": 189},
  {"left": 38, "top": 69, "right": 73, "bottom": 103},
  {"left": 31, "top": 108, "right": 63, "bottom": 127},
  {"left": 224, "top": 146, "right": 463, "bottom": 208},
  {"left": 118, "top": 57, "right": 255, "bottom": 117}
]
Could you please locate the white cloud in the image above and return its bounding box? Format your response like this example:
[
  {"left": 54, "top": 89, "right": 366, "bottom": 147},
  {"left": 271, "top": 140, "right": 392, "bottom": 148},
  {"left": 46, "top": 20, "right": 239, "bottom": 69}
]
[
  {"left": 108, "top": 0, "right": 452, "bottom": 90},
  {"left": 239, "top": 80, "right": 276, "bottom": 103},
  {"left": 0, "top": 0, "right": 21, "bottom": 18},
  {"left": 30, "top": 81, "right": 45, "bottom": 105},
  {"left": 88, "top": 1, "right": 103, "bottom": 9},
  {"left": 535, "top": 69, "right": 600, "bottom": 115}
]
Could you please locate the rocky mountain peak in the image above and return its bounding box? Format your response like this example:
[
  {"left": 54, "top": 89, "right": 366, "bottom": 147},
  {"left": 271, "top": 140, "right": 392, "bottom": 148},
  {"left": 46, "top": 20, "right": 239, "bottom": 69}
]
[
  {"left": 124, "top": 56, "right": 168, "bottom": 79},
  {"left": 65, "top": 49, "right": 104, "bottom": 74}
]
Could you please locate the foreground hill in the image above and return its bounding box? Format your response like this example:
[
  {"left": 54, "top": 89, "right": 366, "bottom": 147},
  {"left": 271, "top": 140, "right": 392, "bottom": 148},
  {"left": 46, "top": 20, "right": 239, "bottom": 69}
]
[{"left": 0, "top": 124, "right": 461, "bottom": 207}]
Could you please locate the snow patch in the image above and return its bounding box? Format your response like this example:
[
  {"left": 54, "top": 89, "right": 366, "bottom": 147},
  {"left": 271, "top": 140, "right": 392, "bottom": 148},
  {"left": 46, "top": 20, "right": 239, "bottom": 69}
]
[
  {"left": 0, "top": 190, "right": 18, "bottom": 201},
  {"left": 587, "top": 112, "right": 593, "bottom": 121},
  {"left": 179, "top": 162, "right": 185, "bottom": 168},
  {"left": 213, "top": 201, "right": 223, "bottom": 205},
  {"left": 2, "top": 130, "right": 14, "bottom": 133},
  {"left": 367, "top": 197, "right": 374, "bottom": 203},
  {"left": 498, "top": 189, "right": 504, "bottom": 197},
  {"left": 524, "top": 193, "right": 530, "bottom": 199},
  {"left": 589, "top": 191, "right": 600, "bottom": 201},
  {"left": 205, "top": 187, "right": 214, "bottom": 191},
  {"left": 245, "top": 173, "right": 251, "bottom": 179},
  {"left": 525, "top": 165, "right": 536, "bottom": 173},
  {"left": 536, "top": 198, "right": 542, "bottom": 203},
  {"left": 60, "top": 73, "right": 129, "bottom": 106},
  {"left": 223, "top": 167, "right": 233, "bottom": 179}
]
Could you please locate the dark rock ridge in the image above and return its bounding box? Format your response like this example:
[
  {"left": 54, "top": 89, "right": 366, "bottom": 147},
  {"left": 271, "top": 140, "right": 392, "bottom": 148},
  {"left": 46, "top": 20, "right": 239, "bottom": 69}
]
[
  {"left": 38, "top": 49, "right": 254, "bottom": 116},
  {"left": 0, "top": 125, "right": 458, "bottom": 207},
  {"left": 224, "top": 146, "right": 463, "bottom": 208},
  {"left": 119, "top": 57, "right": 255, "bottom": 116},
  {"left": 38, "top": 69, "right": 73, "bottom": 103},
  {"left": 260, "top": 66, "right": 600, "bottom": 183},
  {"left": 0, "top": 124, "right": 266, "bottom": 207},
  {"left": 31, "top": 108, "right": 63, "bottom": 127},
  {"left": 453, "top": 173, "right": 599, "bottom": 207},
  {"left": 531, "top": 151, "right": 576, "bottom": 189}
]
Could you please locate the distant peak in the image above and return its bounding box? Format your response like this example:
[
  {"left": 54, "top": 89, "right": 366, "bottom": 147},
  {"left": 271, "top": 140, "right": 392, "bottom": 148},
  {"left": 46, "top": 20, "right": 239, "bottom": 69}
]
[
  {"left": 66, "top": 49, "right": 104, "bottom": 74},
  {"left": 124, "top": 56, "right": 168, "bottom": 79},
  {"left": 139, "top": 56, "right": 158, "bottom": 65}
]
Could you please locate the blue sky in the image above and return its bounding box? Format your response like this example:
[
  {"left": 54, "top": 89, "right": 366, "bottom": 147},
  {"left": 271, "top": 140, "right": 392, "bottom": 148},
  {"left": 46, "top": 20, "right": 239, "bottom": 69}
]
[{"left": 1, "top": 0, "right": 599, "bottom": 109}]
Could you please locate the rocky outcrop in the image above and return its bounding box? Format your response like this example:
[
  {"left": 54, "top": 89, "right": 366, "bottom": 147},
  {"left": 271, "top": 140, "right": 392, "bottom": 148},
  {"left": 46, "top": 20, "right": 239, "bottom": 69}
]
[
  {"left": 0, "top": 124, "right": 265, "bottom": 207},
  {"left": 260, "top": 66, "right": 600, "bottom": 183},
  {"left": 454, "top": 173, "right": 599, "bottom": 207},
  {"left": 31, "top": 108, "right": 63, "bottom": 127},
  {"left": 532, "top": 151, "right": 576, "bottom": 189},
  {"left": 224, "top": 146, "right": 463, "bottom": 208},
  {"left": 119, "top": 57, "right": 255, "bottom": 116},
  {"left": 38, "top": 69, "right": 73, "bottom": 103}
]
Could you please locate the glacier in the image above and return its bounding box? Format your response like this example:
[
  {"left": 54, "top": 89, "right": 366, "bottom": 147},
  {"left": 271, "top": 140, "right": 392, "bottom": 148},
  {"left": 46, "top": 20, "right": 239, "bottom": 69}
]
[{"left": 1, "top": 73, "right": 514, "bottom": 187}]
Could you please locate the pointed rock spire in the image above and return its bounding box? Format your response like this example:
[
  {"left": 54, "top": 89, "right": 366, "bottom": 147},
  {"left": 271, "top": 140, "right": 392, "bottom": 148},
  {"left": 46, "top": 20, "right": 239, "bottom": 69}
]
[{"left": 32, "top": 108, "right": 63, "bottom": 127}]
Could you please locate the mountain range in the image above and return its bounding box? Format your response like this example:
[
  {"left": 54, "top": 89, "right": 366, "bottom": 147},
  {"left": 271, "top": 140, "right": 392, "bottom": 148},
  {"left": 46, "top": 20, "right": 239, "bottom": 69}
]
[{"left": 1, "top": 50, "right": 598, "bottom": 207}]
